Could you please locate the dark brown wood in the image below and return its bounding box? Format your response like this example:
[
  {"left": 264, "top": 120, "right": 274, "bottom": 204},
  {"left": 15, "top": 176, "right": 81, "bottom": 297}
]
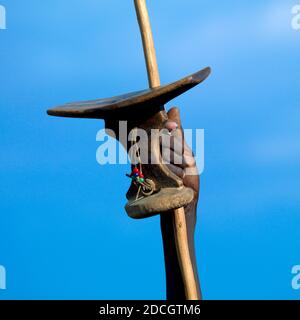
[
  {"left": 47, "top": 67, "right": 210, "bottom": 120},
  {"left": 47, "top": 66, "right": 211, "bottom": 301},
  {"left": 47, "top": 67, "right": 211, "bottom": 219}
]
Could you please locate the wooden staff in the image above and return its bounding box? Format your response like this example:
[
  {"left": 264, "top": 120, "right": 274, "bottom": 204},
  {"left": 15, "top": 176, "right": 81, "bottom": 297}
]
[{"left": 133, "top": 0, "right": 199, "bottom": 300}]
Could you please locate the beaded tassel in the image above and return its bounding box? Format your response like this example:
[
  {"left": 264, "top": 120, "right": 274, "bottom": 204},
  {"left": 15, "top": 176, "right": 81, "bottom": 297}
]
[{"left": 127, "top": 167, "right": 145, "bottom": 185}]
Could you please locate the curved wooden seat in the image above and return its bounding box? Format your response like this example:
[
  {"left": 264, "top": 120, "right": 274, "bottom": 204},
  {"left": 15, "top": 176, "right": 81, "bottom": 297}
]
[
  {"left": 47, "top": 67, "right": 211, "bottom": 119},
  {"left": 47, "top": 66, "right": 211, "bottom": 218}
]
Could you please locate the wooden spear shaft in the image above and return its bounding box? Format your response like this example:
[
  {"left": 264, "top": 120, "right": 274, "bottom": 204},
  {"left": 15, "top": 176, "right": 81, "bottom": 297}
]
[{"left": 133, "top": 0, "right": 199, "bottom": 300}]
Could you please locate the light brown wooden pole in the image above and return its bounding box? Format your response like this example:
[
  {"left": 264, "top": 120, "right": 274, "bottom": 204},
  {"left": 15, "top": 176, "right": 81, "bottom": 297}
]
[
  {"left": 133, "top": 0, "right": 199, "bottom": 300},
  {"left": 134, "top": 0, "right": 160, "bottom": 88},
  {"left": 173, "top": 207, "right": 199, "bottom": 299}
]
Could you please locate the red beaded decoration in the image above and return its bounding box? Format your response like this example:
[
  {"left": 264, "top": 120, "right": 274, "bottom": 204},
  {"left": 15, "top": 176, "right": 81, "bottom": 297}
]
[{"left": 127, "top": 167, "right": 145, "bottom": 184}]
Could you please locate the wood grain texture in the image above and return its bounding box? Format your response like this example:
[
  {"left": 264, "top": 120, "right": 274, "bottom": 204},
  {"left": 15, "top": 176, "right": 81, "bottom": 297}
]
[
  {"left": 134, "top": 0, "right": 200, "bottom": 301},
  {"left": 46, "top": 0, "right": 209, "bottom": 300},
  {"left": 125, "top": 187, "right": 194, "bottom": 219},
  {"left": 47, "top": 67, "right": 210, "bottom": 119},
  {"left": 173, "top": 207, "right": 199, "bottom": 300},
  {"left": 134, "top": 0, "right": 160, "bottom": 88}
]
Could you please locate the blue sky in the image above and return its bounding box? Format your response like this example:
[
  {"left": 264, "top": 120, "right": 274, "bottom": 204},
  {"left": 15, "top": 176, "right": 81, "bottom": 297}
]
[{"left": 0, "top": 0, "right": 300, "bottom": 299}]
